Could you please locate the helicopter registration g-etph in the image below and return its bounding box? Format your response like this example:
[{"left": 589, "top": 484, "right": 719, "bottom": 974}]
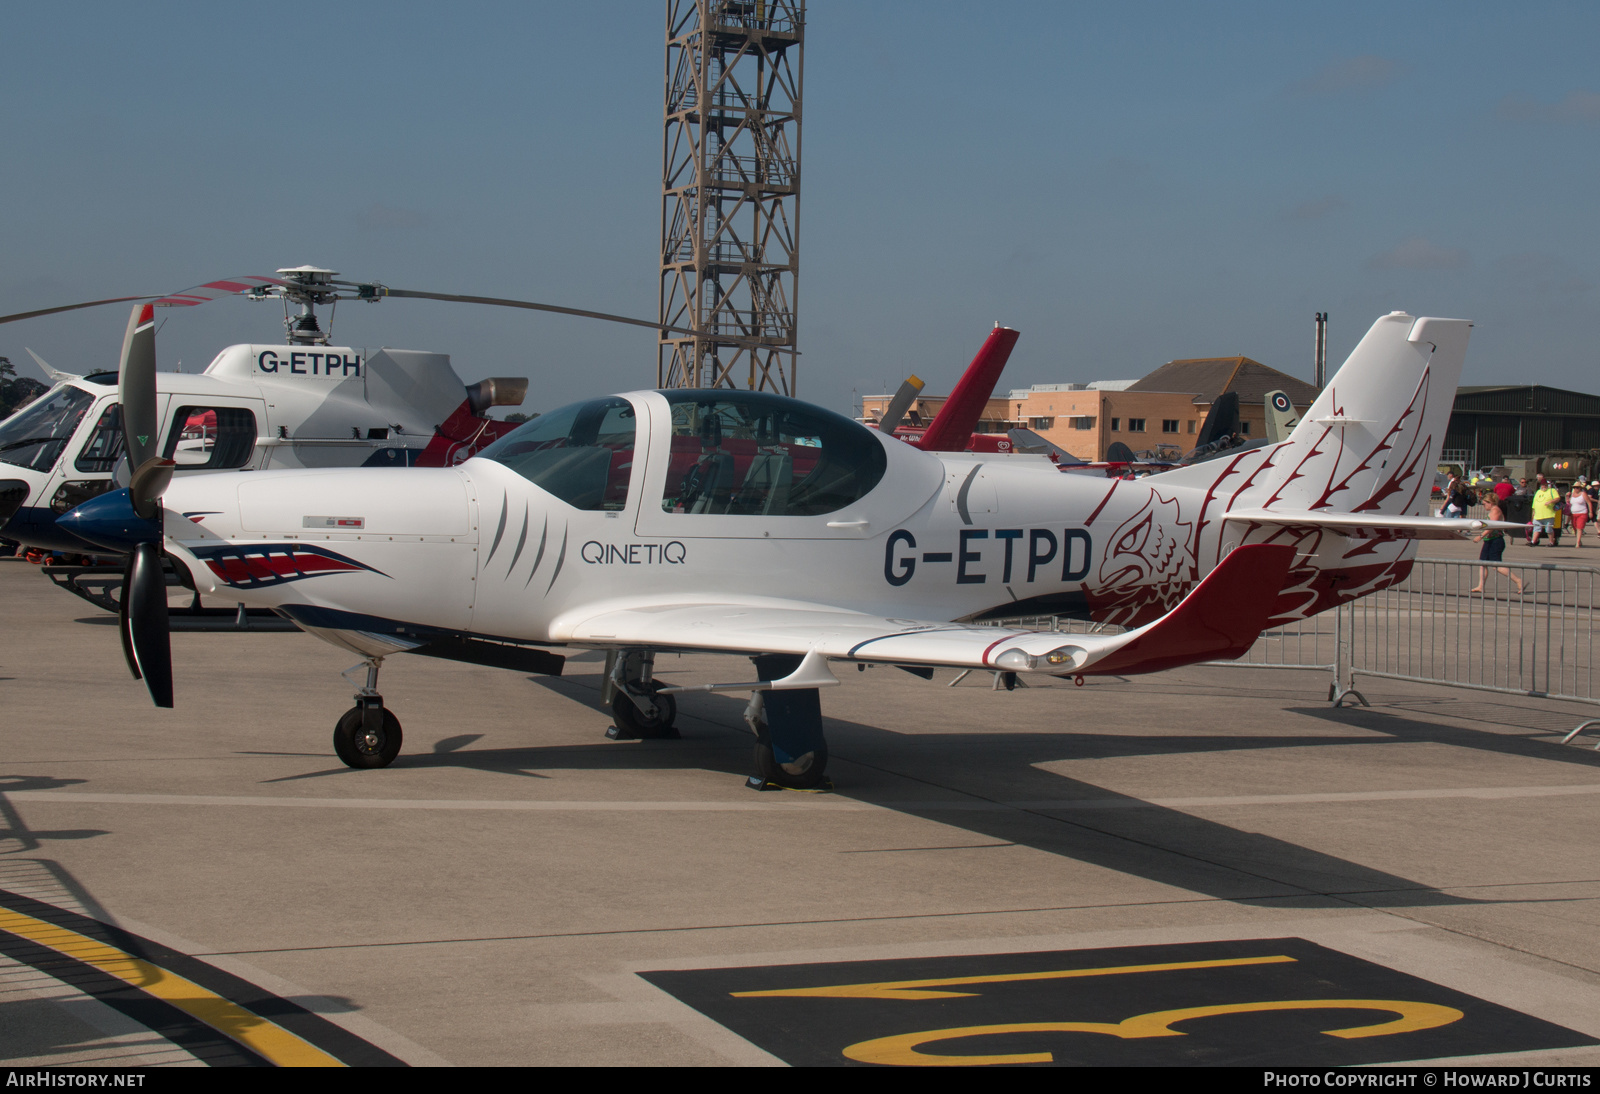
[
  {"left": 0, "top": 266, "right": 648, "bottom": 555},
  {"left": 62, "top": 309, "right": 1516, "bottom": 788}
]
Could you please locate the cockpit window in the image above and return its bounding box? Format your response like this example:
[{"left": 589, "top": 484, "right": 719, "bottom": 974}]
[
  {"left": 660, "top": 391, "right": 887, "bottom": 516},
  {"left": 75, "top": 403, "right": 125, "bottom": 473},
  {"left": 0, "top": 384, "right": 93, "bottom": 473},
  {"left": 477, "top": 397, "right": 636, "bottom": 510}
]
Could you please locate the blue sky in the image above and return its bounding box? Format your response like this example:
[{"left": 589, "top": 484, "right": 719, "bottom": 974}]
[{"left": 2, "top": 2, "right": 1596, "bottom": 414}]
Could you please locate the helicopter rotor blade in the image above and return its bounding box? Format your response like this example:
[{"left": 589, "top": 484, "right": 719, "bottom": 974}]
[
  {"left": 1, "top": 276, "right": 780, "bottom": 350},
  {"left": 370, "top": 287, "right": 774, "bottom": 350},
  {"left": 0, "top": 296, "right": 159, "bottom": 326}
]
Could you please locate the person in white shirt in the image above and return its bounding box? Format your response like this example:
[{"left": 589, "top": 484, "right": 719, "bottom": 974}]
[{"left": 1570, "top": 479, "right": 1590, "bottom": 548}]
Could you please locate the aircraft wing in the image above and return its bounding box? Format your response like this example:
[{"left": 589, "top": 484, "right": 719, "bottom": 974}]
[
  {"left": 1224, "top": 509, "right": 1525, "bottom": 541},
  {"left": 551, "top": 543, "right": 1295, "bottom": 684}
]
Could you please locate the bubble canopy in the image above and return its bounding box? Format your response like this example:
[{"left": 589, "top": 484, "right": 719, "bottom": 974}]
[{"left": 477, "top": 390, "right": 888, "bottom": 516}]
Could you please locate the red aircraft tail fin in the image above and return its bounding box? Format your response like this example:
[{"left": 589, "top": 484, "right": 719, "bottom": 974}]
[
  {"left": 1080, "top": 543, "right": 1296, "bottom": 675},
  {"left": 912, "top": 326, "right": 1020, "bottom": 452}
]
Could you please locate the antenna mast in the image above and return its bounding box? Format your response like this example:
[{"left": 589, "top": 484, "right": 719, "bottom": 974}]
[{"left": 659, "top": 0, "right": 805, "bottom": 394}]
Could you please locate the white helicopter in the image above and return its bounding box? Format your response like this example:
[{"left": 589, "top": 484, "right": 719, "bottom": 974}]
[
  {"left": 62, "top": 309, "right": 1516, "bottom": 788},
  {"left": 0, "top": 266, "right": 715, "bottom": 558}
]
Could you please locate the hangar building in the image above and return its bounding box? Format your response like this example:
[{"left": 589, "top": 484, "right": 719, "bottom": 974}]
[{"left": 1442, "top": 385, "right": 1600, "bottom": 469}]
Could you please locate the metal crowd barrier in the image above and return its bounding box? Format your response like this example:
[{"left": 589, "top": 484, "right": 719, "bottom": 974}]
[
  {"left": 982, "top": 559, "right": 1600, "bottom": 746},
  {"left": 1211, "top": 558, "right": 1600, "bottom": 748},
  {"left": 1337, "top": 558, "right": 1600, "bottom": 747}
]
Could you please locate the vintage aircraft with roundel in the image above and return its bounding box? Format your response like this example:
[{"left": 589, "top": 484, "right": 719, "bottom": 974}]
[
  {"left": 60, "top": 309, "right": 1517, "bottom": 788},
  {"left": 0, "top": 266, "right": 715, "bottom": 557}
]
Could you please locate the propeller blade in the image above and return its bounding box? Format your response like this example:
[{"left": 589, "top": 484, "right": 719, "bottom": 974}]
[
  {"left": 124, "top": 542, "right": 173, "bottom": 708},
  {"left": 128, "top": 457, "right": 176, "bottom": 521},
  {"left": 118, "top": 566, "right": 141, "bottom": 682},
  {"left": 876, "top": 375, "right": 925, "bottom": 434},
  {"left": 118, "top": 305, "right": 160, "bottom": 470}
]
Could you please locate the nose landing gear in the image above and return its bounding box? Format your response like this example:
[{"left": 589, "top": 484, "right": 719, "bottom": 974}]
[
  {"left": 605, "top": 650, "right": 679, "bottom": 739},
  {"left": 334, "top": 658, "right": 403, "bottom": 768}
]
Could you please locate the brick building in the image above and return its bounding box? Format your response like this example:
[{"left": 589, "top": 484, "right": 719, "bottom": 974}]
[{"left": 862, "top": 356, "right": 1318, "bottom": 460}]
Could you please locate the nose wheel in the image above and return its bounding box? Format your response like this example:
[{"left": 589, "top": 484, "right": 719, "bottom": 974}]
[
  {"left": 610, "top": 682, "right": 678, "bottom": 738},
  {"left": 605, "top": 650, "right": 680, "bottom": 739},
  {"left": 333, "top": 658, "right": 404, "bottom": 768},
  {"left": 334, "top": 701, "right": 403, "bottom": 768}
]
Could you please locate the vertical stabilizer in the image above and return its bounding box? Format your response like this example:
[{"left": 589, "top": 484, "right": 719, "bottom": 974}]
[
  {"left": 1263, "top": 390, "right": 1300, "bottom": 444},
  {"left": 1253, "top": 312, "right": 1471, "bottom": 516},
  {"left": 913, "top": 327, "right": 1020, "bottom": 452}
]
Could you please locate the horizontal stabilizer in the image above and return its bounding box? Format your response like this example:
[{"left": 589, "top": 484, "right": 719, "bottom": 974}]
[
  {"left": 1073, "top": 542, "right": 1295, "bottom": 676},
  {"left": 1225, "top": 509, "right": 1524, "bottom": 541}
]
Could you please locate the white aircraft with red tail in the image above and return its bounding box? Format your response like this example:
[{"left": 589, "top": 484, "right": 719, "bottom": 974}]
[{"left": 60, "top": 310, "right": 1516, "bottom": 787}]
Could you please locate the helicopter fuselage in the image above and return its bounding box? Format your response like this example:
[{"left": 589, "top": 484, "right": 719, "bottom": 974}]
[{"left": 0, "top": 343, "right": 515, "bottom": 553}]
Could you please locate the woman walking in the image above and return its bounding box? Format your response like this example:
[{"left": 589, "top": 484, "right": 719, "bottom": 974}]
[
  {"left": 1569, "top": 480, "right": 1590, "bottom": 548},
  {"left": 1471, "top": 499, "right": 1524, "bottom": 594}
]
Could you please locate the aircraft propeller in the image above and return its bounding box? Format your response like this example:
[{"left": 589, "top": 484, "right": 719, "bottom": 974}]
[
  {"left": 116, "top": 305, "right": 176, "bottom": 708},
  {"left": 54, "top": 303, "right": 177, "bottom": 708}
]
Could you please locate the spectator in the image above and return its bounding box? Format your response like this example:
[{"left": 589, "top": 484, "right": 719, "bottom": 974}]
[
  {"left": 1471, "top": 499, "right": 1523, "bottom": 594},
  {"left": 1569, "top": 481, "right": 1589, "bottom": 548},
  {"left": 1493, "top": 476, "right": 1515, "bottom": 504},
  {"left": 1530, "top": 476, "right": 1561, "bottom": 546}
]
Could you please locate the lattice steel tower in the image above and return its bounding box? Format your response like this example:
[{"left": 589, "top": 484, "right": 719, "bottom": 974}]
[{"left": 659, "top": 0, "right": 804, "bottom": 393}]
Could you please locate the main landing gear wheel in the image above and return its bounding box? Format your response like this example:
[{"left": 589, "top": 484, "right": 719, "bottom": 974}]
[
  {"left": 611, "top": 682, "right": 678, "bottom": 739},
  {"left": 333, "top": 705, "right": 403, "bottom": 768},
  {"left": 754, "top": 736, "right": 829, "bottom": 790}
]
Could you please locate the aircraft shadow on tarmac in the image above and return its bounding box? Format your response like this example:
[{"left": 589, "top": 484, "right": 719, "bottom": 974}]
[
  {"left": 0, "top": 775, "right": 110, "bottom": 850},
  {"left": 244, "top": 671, "right": 1600, "bottom": 913}
]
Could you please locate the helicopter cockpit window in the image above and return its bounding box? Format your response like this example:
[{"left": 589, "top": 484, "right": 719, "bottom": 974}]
[
  {"left": 0, "top": 384, "right": 93, "bottom": 473},
  {"left": 162, "top": 406, "right": 257, "bottom": 470},
  {"left": 660, "top": 391, "right": 887, "bottom": 516},
  {"left": 477, "top": 397, "right": 636, "bottom": 511},
  {"left": 75, "top": 403, "right": 125, "bottom": 473}
]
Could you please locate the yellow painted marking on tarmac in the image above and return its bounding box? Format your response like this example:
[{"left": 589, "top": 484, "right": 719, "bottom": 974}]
[
  {"left": 732, "top": 954, "right": 1297, "bottom": 1000},
  {"left": 842, "top": 999, "right": 1465, "bottom": 1065},
  {"left": 0, "top": 907, "right": 344, "bottom": 1067}
]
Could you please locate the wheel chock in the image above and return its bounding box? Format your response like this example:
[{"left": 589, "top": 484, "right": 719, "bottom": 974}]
[
  {"left": 744, "top": 775, "right": 835, "bottom": 793},
  {"left": 606, "top": 724, "right": 680, "bottom": 741}
]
